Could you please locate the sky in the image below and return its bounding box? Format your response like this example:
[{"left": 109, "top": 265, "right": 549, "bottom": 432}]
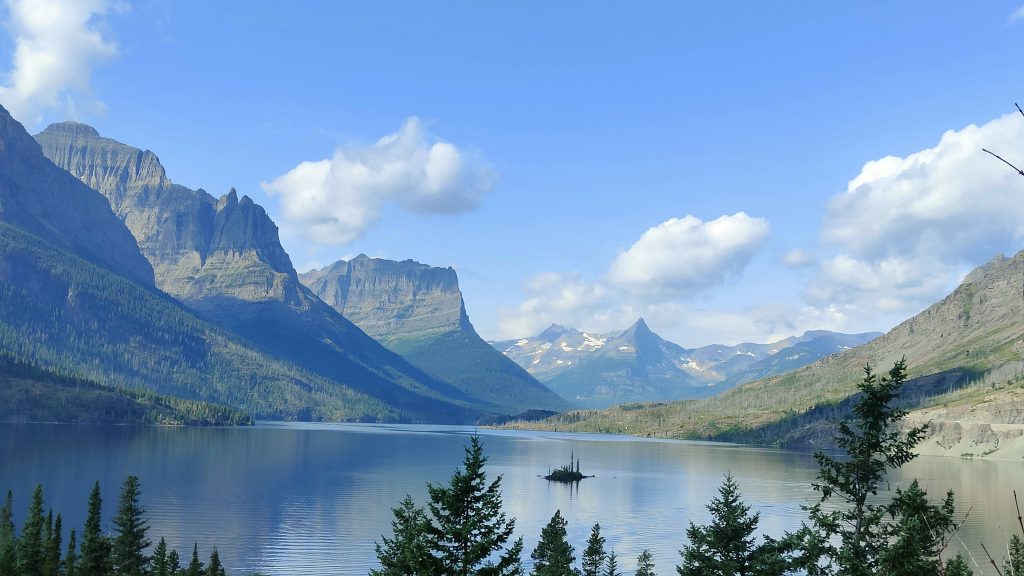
[{"left": 3, "top": 1, "right": 1024, "bottom": 347}]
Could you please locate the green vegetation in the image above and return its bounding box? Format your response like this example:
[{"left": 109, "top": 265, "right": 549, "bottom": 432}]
[
  {"left": 0, "top": 355, "right": 252, "bottom": 425},
  {"left": 543, "top": 452, "right": 590, "bottom": 483},
  {"left": 0, "top": 477, "right": 233, "bottom": 576},
  {"left": 374, "top": 362, "right": 1024, "bottom": 576}
]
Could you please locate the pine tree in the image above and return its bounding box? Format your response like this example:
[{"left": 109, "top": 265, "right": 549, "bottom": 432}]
[
  {"left": 185, "top": 543, "right": 204, "bottom": 576},
  {"left": 677, "top": 474, "right": 784, "bottom": 576},
  {"left": 0, "top": 491, "right": 12, "bottom": 576},
  {"left": 582, "top": 524, "right": 606, "bottom": 576},
  {"left": 603, "top": 551, "right": 620, "bottom": 576},
  {"left": 43, "top": 512, "right": 62, "bottom": 576},
  {"left": 530, "top": 510, "right": 577, "bottom": 576},
  {"left": 371, "top": 495, "right": 437, "bottom": 576},
  {"left": 426, "top": 435, "right": 522, "bottom": 576},
  {"left": 205, "top": 548, "right": 225, "bottom": 576},
  {"left": 634, "top": 550, "right": 656, "bottom": 576},
  {"left": 792, "top": 360, "right": 941, "bottom": 576},
  {"left": 152, "top": 537, "right": 169, "bottom": 576},
  {"left": 79, "top": 481, "right": 111, "bottom": 576},
  {"left": 1007, "top": 534, "right": 1024, "bottom": 575},
  {"left": 111, "top": 475, "right": 151, "bottom": 576},
  {"left": 943, "top": 555, "right": 973, "bottom": 576},
  {"left": 0, "top": 545, "right": 13, "bottom": 576},
  {"left": 878, "top": 480, "right": 960, "bottom": 576},
  {"left": 18, "top": 484, "right": 46, "bottom": 576},
  {"left": 167, "top": 549, "right": 182, "bottom": 576},
  {"left": 65, "top": 529, "right": 78, "bottom": 576}
]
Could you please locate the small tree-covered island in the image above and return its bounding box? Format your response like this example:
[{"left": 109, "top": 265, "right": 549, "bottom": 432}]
[{"left": 542, "top": 452, "right": 593, "bottom": 483}]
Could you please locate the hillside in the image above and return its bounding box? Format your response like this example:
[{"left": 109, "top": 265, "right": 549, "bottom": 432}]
[
  {"left": 514, "top": 251, "right": 1024, "bottom": 450},
  {"left": 301, "top": 256, "right": 569, "bottom": 414}
]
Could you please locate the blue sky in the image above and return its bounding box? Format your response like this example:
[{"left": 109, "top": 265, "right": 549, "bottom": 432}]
[{"left": 4, "top": 1, "right": 1024, "bottom": 346}]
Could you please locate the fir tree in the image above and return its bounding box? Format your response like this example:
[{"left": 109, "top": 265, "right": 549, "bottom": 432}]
[
  {"left": 43, "top": 512, "right": 62, "bottom": 576},
  {"left": 78, "top": 481, "right": 111, "bottom": 576},
  {"left": 185, "top": 543, "right": 204, "bottom": 576},
  {"left": 152, "top": 537, "right": 169, "bottom": 576},
  {"left": 0, "top": 491, "right": 12, "bottom": 576},
  {"left": 426, "top": 435, "right": 522, "bottom": 576},
  {"left": 603, "top": 551, "right": 620, "bottom": 576},
  {"left": 878, "top": 480, "right": 960, "bottom": 576},
  {"left": 677, "top": 474, "right": 784, "bottom": 576},
  {"left": 530, "top": 510, "right": 577, "bottom": 576},
  {"left": 206, "top": 548, "right": 225, "bottom": 576},
  {"left": 582, "top": 524, "right": 606, "bottom": 576},
  {"left": 111, "top": 475, "right": 151, "bottom": 576},
  {"left": 1006, "top": 534, "right": 1024, "bottom": 575},
  {"left": 65, "top": 529, "right": 78, "bottom": 576},
  {"left": 18, "top": 483, "right": 46, "bottom": 576},
  {"left": 634, "top": 550, "right": 655, "bottom": 576},
  {"left": 167, "top": 549, "right": 182, "bottom": 576},
  {"left": 0, "top": 545, "right": 13, "bottom": 576},
  {"left": 371, "top": 495, "right": 437, "bottom": 576}
]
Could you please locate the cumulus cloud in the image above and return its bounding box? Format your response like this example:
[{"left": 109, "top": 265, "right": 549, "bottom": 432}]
[
  {"left": 811, "top": 111, "right": 1024, "bottom": 319},
  {"left": 0, "top": 0, "right": 121, "bottom": 127},
  {"left": 263, "top": 117, "right": 496, "bottom": 245},
  {"left": 609, "top": 212, "right": 770, "bottom": 296}
]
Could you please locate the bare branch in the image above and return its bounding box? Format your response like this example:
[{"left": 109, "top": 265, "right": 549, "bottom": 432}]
[
  {"left": 982, "top": 148, "right": 1024, "bottom": 176},
  {"left": 982, "top": 542, "right": 1005, "bottom": 576},
  {"left": 1016, "top": 489, "right": 1024, "bottom": 538},
  {"left": 1016, "top": 102, "right": 1024, "bottom": 119}
]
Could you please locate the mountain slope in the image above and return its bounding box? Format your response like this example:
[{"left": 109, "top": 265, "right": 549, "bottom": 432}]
[
  {"left": 300, "top": 256, "right": 569, "bottom": 414},
  {"left": 524, "top": 251, "right": 1024, "bottom": 444},
  {"left": 35, "top": 122, "right": 486, "bottom": 420}
]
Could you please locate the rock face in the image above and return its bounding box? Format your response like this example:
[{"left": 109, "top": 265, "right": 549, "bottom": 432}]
[
  {"left": 35, "top": 122, "right": 486, "bottom": 422},
  {"left": 493, "top": 321, "right": 881, "bottom": 409},
  {"left": 301, "top": 256, "right": 467, "bottom": 344},
  {"left": 0, "top": 110, "right": 153, "bottom": 285},
  {"left": 301, "top": 256, "right": 570, "bottom": 414}
]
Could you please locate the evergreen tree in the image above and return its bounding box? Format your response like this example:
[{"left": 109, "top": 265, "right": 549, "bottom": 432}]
[
  {"left": 185, "top": 543, "right": 204, "bottom": 576},
  {"left": 634, "top": 550, "right": 655, "bottom": 576},
  {"left": 1006, "top": 534, "right": 1024, "bottom": 575},
  {"left": 602, "top": 551, "right": 620, "bottom": 576},
  {"left": 18, "top": 483, "right": 46, "bottom": 576},
  {"left": 370, "top": 495, "right": 437, "bottom": 576},
  {"left": 65, "top": 529, "right": 78, "bottom": 576},
  {"left": 205, "top": 548, "right": 225, "bottom": 576},
  {"left": 43, "top": 512, "right": 62, "bottom": 576},
  {"left": 582, "top": 524, "right": 606, "bottom": 576},
  {"left": 878, "top": 480, "right": 960, "bottom": 576},
  {"left": 152, "top": 537, "right": 169, "bottom": 576},
  {"left": 0, "top": 545, "right": 13, "bottom": 576},
  {"left": 426, "top": 435, "right": 522, "bottom": 576},
  {"left": 530, "top": 510, "right": 577, "bottom": 576},
  {"left": 791, "top": 360, "right": 943, "bottom": 576},
  {"left": 0, "top": 491, "right": 12, "bottom": 576},
  {"left": 79, "top": 481, "right": 111, "bottom": 576},
  {"left": 943, "top": 555, "right": 973, "bottom": 576},
  {"left": 111, "top": 475, "right": 151, "bottom": 576},
  {"left": 167, "top": 549, "right": 182, "bottom": 576},
  {"left": 677, "top": 474, "right": 784, "bottom": 576}
]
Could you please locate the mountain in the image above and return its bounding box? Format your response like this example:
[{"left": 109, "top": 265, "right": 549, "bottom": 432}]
[
  {"left": 300, "top": 256, "right": 569, "bottom": 414},
  {"left": 493, "top": 321, "right": 879, "bottom": 408},
  {"left": 35, "top": 121, "right": 488, "bottom": 421},
  {"left": 0, "top": 104, "right": 455, "bottom": 421},
  {"left": 523, "top": 251, "right": 1024, "bottom": 456}
]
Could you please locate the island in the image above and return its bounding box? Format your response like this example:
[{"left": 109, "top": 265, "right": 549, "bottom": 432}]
[{"left": 543, "top": 451, "right": 594, "bottom": 482}]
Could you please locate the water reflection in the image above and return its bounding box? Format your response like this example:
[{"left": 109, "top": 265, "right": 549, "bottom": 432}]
[{"left": 0, "top": 422, "right": 1020, "bottom": 574}]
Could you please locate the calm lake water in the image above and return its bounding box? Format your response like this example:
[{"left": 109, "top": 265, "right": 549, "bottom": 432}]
[{"left": 1, "top": 422, "right": 1022, "bottom": 575}]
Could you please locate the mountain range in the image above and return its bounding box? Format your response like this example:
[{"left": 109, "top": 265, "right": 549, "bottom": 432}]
[
  {"left": 522, "top": 250, "right": 1024, "bottom": 457},
  {"left": 492, "top": 320, "right": 879, "bottom": 408}
]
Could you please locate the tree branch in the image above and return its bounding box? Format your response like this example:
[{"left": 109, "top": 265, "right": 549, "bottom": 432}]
[{"left": 982, "top": 148, "right": 1024, "bottom": 176}]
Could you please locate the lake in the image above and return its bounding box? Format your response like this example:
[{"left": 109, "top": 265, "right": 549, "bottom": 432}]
[{"left": 1, "top": 422, "right": 1021, "bottom": 575}]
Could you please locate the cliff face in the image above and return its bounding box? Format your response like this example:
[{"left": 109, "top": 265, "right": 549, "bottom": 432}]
[
  {"left": 0, "top": 111, "right": 153, "bottom": 285},
  {"left": 35, "top": 123, "right": 297, "bottom": 305},
  {"left": 301, "top": 255, "right": 467, "bottom": 344},
  {"left": 34, "top": 122, "right": 486, "bottom": 423},
  {"left": 301, "top": 256, "right": 570, "bottom": 414}
]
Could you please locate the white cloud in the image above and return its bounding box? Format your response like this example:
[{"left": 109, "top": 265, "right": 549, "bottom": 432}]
[
  {"left": 811, "top": 111, "right": 1024, "bottom": 319},
  {"left": 1010, "top": 5, "right": 1024, "bottom": 23},
  {"left": 609, "top": 212, "right": 769, "bottom": 296},
  {"left": 0, "top": 0, "right": 121, "bottom": 128},
  {"left": 782, "top": 248, "right": 814, "bottom": 268},
  {"left": 263, "top": 117, "right": 496, "bottom": 245}
]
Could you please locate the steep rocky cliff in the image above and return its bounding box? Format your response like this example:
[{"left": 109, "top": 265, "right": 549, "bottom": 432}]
[
  {"left": 0, "top": 111, "right": 152, "bottom": 285},
  {"left": 35, "top": 122, "right": 486, "bottom": 422},
  {"left": 301, "top": 256, "right": 570, "bottom": 414}
]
